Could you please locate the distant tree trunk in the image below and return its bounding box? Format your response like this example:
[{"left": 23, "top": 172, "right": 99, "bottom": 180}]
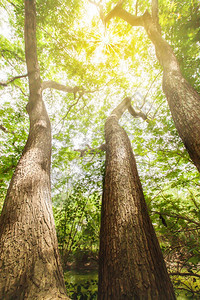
[
  {"left": 0, "top": 1, "right": 69, "bottom": 299},
  {"left": 105, "top": 4, "right": 200, "bottom": 173},
  {"left": 98, "top": 98, "right": 175, "bottom": 299}
]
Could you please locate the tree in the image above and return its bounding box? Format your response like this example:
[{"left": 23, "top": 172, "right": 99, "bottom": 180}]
[
  {"left": 104, "top": 0, "right": 200, "bottom": 172},
  {"left": 0, "top": 0, "right": 199, "bottom": 297},
  {"left": 0, "top": 1, "right": 69, "bottom": 298},
  {"left": 98, "top": 97, "right": 175, "bottom": 299}
]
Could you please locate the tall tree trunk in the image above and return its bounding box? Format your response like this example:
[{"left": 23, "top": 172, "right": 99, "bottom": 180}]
[
  {"left": 0, "top": 1, "right": 69, "bottom": 299},
  {"left": 143, "top": 11, "right": 200, "bottom": 173},
  {"left": 105, "top": 5, "right": 200, "bottom": 173},
  {"left": 98, "top": 98, "right": 175, "bottom": 299}
]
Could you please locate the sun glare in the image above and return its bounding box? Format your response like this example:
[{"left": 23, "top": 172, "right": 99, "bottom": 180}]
[
  {"left": 101, "top": 33, "right": 110, "bottom": 45},
  {"left": 83, "top": 1, "right": 124, "bottom": 65},
  {"left": 91, "top": 29, "right": 122, "bottom": 64}
]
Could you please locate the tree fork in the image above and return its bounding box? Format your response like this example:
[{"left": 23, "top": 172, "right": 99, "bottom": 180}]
[{"left": 98, "top": 97, "right": 175, "bottom": 299}]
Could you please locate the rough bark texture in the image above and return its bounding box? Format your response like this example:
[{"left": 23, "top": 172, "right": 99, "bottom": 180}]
[
  {"left": 0, "top": 1, "right": 69, "bottom": 299},
  {"left": 98, "top": 98, "right": 175, "bottom": 299},
  {"left": 143, "top": 11, "right": 200, "bottom": 173},
  {"left": 106, "top": 6, "right": 200, "bottom": 173}
]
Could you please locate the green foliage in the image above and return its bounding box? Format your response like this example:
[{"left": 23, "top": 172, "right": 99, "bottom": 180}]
[
  {"left": 0, "top": 1, "right": 200, "bottom": 296},
  {"left": 65, "top": 281, "right": 98, "bottom": 300},
  {"left": 173, "top": 275, "right": 200, "bottom": 299},
  {"left": 148, "top": 188, "right": 200, "bottom": 291},
  {"left": 64, "top": 270, "right": 98, "bottom": 300},
  {"left": 159, "top": 0, "right": 200, "bottom": 90},
  {"left": 53, "top": 188, "right": 101, "bottom": 266}
]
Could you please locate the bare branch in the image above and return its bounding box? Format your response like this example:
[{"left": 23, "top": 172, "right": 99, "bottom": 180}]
[
  {"left": 42, "top": 79, "right": 110, "bottom": 99},
  {"left": 88, "top": 0, "right": 125, "bottom": 25},
  {"left": 105, "top": 5, "right": 144, "bottom": 26},
  {"left": 128, "top": 105, "right": 149, "bottom": 122},
  {"left": 0, "top": 124, "right": 8, "bottom": 133},
  {"left": 13, "top": 83, "right": 28, "bottom": 97},
  {"left": 110, "top": 97, "right": 132, "bottom": 120},
  {"left": 53, "top": 93, "right": 84, "bottom": 136},
  {"left": 75, "top": 143, "right": 106, "bottom": 157},
  {"left": 61, "top": 93, "right": 84, "bottom": 122},
  {"left": 6, "top": 0, "right": 17, "bottom": 8},
  {"left": 42, "top": 80, "right": 82, "bottom": 95},
  {"left": 170, "top": 272, "right": 200, "bottom": 279},
  {"left": 110, "top": 97, "right": 149, "bottom": 122},
  {"left": 151, "top": 0, "right": 159, "bottom": 22},
  {"left": 140, "top": 70, "right": 162, "bottom": 109},
  {"left": 151, "top": 0, "right": 161, "bottom": 33},
  {"left": 0, "top": 73, "right": 28, "bottom": 87},
  {"left": 53, "top": 81, "right": 113, "bottom": 135},
  {"left": 135, "top": 0, "right": 139, "bottom": 16},
  {"left": 152, "top": 210, "right": 200, "bottom": 226},
  {"left": 0, "top": 124, "right": 15, "bottom": 135}
]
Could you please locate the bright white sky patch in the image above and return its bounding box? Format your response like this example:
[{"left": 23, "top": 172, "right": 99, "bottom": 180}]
[
  {"left": 83, "top": 1, "right": 99, "bottom": 23},
  {"left": 0, "top": 5, "right": 13, "bottom": 37}
]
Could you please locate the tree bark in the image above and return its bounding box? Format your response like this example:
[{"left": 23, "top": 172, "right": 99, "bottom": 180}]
[
  {"left": 105, "top": 5, "right": 200, "bottom": 173},
  {"left": 0, "top": 1, "right": 69, "bottom": 299},
  {"left": 142, "top": 11, "right": 200, "bottom": 173},
  {"left": 98, "top": 98, "right": 175, "bottom": 299}
]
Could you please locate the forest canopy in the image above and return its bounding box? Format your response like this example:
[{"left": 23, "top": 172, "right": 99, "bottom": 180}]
[{"left": 0, "top": 0, "right": 200, "bottom": 298}]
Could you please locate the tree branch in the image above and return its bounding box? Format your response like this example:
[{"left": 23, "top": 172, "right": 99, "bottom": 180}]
[
  {"left": 42, "top": 80, "right": 82, "bottom": 96},
  {"left": 42, "top": 80, "right": 105, "bottom": 100},
  {"left": 75, "top": 143, "right": 106, "bottom": 157},
  {"left": 0, "top": 73, "right": 28, "bottom": 87},
  {"left": 6, "top": 0, "right": 17, "bottom": 8},
  {"left": 105, "top": 5, "right": 144, "bottom": 26},
  {"left": 54, "top": 81, "right": 113, "bottom": 135},
  {"left": 140, "top": 70, "right": 162, "bottom": 109},
  {"left": 128, "top": 105, "right": 149, "bottom": 122},
  {"left": 104, "top": 4, "right": 180, "bottom": 72},
  {"left": 76, "top": 96, "right": 149, "bottom": 158},
  {"left": 0, "top": 124, "right": 15, "bottom": 135},
  {"left": 135, "top": 0, "right": 139, "bottom": 16},
  {"left": 111, "top": 97, "right": 149, "bottom": 122},
  {"left": 170, "top": 272, "right": 200, "bottom": 278},
  {"left": 151, "top": 0, "right": 161, "bottom": 33},
  {"left": 88, "top": 0, "right": 125, "bottom": 25},
  {"left": 110, "top": 97, "right": 132, "bottom": 120},
  {"left": 60, "top": 92, "right": 84, "bottom": 123},
  {"left": 0, "top": 124, "right": 8, "bottom": 133},
  {"left": 88, "top": 0, "right": 106, "bottom": 25},
  {"left": 13, "top": 83, "right": 28, "bottom": 97},
  {"left": 152, "top": 210, "right": 200, "bottom": 226},
  {"left": 42, "top": 79, "right": 107, "bottom": 99}
]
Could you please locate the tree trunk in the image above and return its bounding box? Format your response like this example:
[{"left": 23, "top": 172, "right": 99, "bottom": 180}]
[
  {"left": 143, "top": 11, "right": 200, "bottom": 173},
  {"left": 98, "top": 98, "right": 175, "bottom": 299},
  {"left": 106, "top": 6, "right": 200, "bottom": 173},
  {"left": 0, "top": 1, "right": 69, "bottom": 299}
]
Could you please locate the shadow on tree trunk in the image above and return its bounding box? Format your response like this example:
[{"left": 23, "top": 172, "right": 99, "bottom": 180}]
[{"left": 98, "top": 97, "right": 176, "bottom": 299}]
